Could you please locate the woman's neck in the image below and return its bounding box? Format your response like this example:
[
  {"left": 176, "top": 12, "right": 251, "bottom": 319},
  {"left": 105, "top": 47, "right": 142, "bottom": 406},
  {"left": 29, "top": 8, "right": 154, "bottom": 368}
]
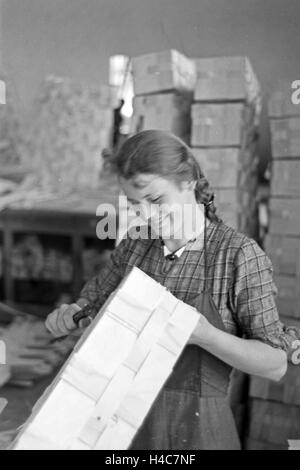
[{"left": 163, "top": 204, "right": 207, "bottom": 253}]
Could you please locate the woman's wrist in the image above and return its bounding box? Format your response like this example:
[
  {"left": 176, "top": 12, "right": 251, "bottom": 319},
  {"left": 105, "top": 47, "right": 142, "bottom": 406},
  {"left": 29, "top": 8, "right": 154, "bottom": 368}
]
[{"left": 191, "top": 315, "right": 217, "bottom": 348}]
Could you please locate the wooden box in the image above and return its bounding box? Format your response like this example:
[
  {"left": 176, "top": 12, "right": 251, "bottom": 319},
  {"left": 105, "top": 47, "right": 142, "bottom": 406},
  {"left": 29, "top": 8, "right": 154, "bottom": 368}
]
[
  {"left": 191, "top": 103, "right": 255, "bottom": 147},
  {"left": 12, "top": 267, "right": 199, "bottom": 450},
  {"left": 192, "top": 147, "right": 258, "bottom": 189},
  {"left": 245, "top": 438, "right": 287, "bottom": 450},
  {"left": 269, "top": 198, "right": 300, "bottom": 236},
  {"left": 271, "top": 160, "right": 300, "bottom": 197},
  {"left": 265, "top": 235, "right": 300, "bottom": 276},
  {"left": 194, "top": 56, "right": 260, "bottom": 104},
  {"left": 249, "top": 366, "right": 300, "bottom": 406},
  {"left": 131, "top": 92, "right": 192, "bottom": 143},
  {"left": 248, "top": 399, "right": 300, "bottom": 446},
  {"left": 269, "top": 81, "right": 300, "bottom": 118},
  {"left": 270, "top": 118, "right": 300, "bottom": 158},
  {"left": 132, "top": 50, "right": 197, "bottom": 96},
  {"left": 214, "top": 188, "right": 258, "bottom": 237}
]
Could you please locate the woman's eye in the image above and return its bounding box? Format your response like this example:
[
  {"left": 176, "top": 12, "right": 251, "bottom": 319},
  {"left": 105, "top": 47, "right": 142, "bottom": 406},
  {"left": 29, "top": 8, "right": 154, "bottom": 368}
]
[{"left": 150, "top": 197, "right": 162, "bottom": 204}]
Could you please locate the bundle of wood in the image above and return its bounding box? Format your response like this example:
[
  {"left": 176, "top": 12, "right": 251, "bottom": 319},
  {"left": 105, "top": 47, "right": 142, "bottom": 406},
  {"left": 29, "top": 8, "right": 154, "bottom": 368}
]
[
  {"left": 191, "top": 56, "right": 262, "bottom": 239},
  {"left": 25, "top": 76, "right": 115, "bottom": 194},
  {"left": 131, "top": 50, "right": 196, "bottom": 143},
  {"left": 12, "top": 267, "right": 199, "bottom": 450},
  {"left": 0, "top": 315, "right": 76, "bottom": 388}
]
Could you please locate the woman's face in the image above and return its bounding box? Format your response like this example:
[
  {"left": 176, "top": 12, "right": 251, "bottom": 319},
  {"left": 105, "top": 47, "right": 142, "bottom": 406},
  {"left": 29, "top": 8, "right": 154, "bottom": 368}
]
[{"left": 120, "top": 173, "right": 199, "bottom": 239}]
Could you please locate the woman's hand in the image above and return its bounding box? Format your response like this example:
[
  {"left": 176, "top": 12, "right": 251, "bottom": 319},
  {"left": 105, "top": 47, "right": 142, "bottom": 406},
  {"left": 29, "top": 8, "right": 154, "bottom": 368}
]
[
  {"left": 45, "top": 303, "right": 92, "bottom": 338},
  {"left": 187, "top": 313, "right": 215, "bottom": 347}
]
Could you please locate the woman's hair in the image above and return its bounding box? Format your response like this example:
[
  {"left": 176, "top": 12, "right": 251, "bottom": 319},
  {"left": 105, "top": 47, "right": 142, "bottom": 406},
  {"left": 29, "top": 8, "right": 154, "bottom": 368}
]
[{"left": 113, "top": 130, "right": 220, "bottom": 222}]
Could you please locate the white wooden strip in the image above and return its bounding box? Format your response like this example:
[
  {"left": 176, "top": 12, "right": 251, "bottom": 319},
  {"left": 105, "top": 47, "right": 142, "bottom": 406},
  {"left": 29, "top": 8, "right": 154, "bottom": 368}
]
[
  {"left": 117, "top": 267, "right": 166, "bottom": 311},
  {"left": 124, "top": 305, "right": 173, "bottom": 373},
  {"left": 116, "top": 345, "right": 176, "bottom": 431},
  {"left": 78, "top": 315, "right": 137, "bottom": 376},
  {"left": 63, "top": 357, "right": 110, "bottom": 401},
  {"left": 94, "top": 417, "right": 136, "bottom": 451},
  {"left": 22, "top": 380, "right": 95, "bottom": 449},
  {"left": 169, "top": 301, "right": 199, "bottom": 331},
  {"left": 78, "top": 365, "right": 135, "bottom": 447}
]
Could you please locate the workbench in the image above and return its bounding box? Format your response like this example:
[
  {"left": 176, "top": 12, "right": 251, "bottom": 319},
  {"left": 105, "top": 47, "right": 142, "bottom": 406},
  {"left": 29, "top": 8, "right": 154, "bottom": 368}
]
[{"left": 0, "top": 181, "right": 119, "bottom": 309}]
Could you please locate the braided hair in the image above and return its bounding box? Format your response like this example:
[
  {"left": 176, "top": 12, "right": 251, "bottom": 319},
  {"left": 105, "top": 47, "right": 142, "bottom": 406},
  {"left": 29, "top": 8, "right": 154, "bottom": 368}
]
[{"left": 114, "top": 130, "right": 221, "bottom": 223}]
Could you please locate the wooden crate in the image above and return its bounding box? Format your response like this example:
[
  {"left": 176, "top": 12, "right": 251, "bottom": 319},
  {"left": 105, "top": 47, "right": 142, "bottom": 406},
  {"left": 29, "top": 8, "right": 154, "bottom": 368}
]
[
  {"left": 270, "top": 118, "right": 300, "bottom": 158},
  {"left": 247, "top": 399, "right": 300, "bottom": 446},
  {"left": 249, "top": 366, "right": 300, "bottom": 406},
  {"left": 271, "top": 160, "right": 300, "bottom": 197},
  {"left": 12, "top": 267, "right": 199, "bottom": 450},
  {"left": 131, "top": 92, "right": 192, "bottom": 143},
  {"left": 269, "top": 81, "right": 300, "bottom": 118},
  {"left": 214, "top": 188, "right": 258, "bottom": 237},
  {"left": 245, "top": 438, "right": 287, "bottom": 450},
  {"left": 194, "top": 56, "right": 260, "bottom": 104},
  {"left": 192, "top": 147, "right": 258, "bottom": 189},
  {"left": 265, "top": 235, "right": 300, "bottom": 276},
  {"left": 269, "top": 198, "right": 300, "bottom": 236},
  {"left": 131, "top": 50, "right": 196, "bottom": 96},
  {"left": 275, "top": 275, "right": 300, "bottom": 320},
  {"left": 191, "top": 103, "right": 256, "bottom": 147}
]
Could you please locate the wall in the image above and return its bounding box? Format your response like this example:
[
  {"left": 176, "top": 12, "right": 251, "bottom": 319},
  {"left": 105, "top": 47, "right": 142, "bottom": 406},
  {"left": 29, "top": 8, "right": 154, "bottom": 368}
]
[{"left": 1, "top": 0, "right": 300, "bottom": 169}]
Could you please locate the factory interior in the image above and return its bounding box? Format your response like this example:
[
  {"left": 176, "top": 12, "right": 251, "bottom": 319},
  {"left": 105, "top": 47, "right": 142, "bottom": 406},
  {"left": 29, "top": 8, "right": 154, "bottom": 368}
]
[{"left": 0, "top": 0, "right": 300, "bottom": 451}]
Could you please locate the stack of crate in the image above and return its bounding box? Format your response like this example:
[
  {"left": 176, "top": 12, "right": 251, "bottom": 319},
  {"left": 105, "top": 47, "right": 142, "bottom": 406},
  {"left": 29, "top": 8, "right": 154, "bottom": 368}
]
[
  {"left": 191, "top": 57, "right": 261, "bottom": 238},
  {"left": 131, "top": 50, "right": 197, "bottom": 144},
  {"left": 246, "top": 80, "right": 300, "bottom": 450}
]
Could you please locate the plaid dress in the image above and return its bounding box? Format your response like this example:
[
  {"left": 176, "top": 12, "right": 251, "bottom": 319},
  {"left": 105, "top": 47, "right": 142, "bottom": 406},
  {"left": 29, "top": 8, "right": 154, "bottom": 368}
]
[{"left": 80, "top": 220, "right": 299, "bottom": 449}]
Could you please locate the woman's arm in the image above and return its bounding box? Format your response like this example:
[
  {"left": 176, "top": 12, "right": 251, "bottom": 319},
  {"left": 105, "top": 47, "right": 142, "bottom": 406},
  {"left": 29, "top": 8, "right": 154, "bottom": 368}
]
[
  {"left": 189, "top": 238, "right": 297, "bottom": 382},
  {"left": 189, "top": 318, "right": 287, "bottom": 382}
]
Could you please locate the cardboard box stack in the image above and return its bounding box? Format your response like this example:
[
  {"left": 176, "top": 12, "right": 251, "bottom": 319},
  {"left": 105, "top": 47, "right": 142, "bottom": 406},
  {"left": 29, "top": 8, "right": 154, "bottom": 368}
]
[
  {"left": 131, "top": 50, "right": 197, "bottom": 143},
  {"left": 191, "top": 57, "right": 261, "bottom": 238},
  {"left": 246, "top": 81, "right": 300, "bottom": 450},
  {"left": 26, "top": 76, "right": 115, "bottom": 193}
]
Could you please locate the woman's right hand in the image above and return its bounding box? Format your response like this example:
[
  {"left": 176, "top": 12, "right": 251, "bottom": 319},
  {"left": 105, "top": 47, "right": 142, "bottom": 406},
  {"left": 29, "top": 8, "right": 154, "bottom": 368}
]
[{"left": 45, "top": 303, "right": 89, "bottom": 338}]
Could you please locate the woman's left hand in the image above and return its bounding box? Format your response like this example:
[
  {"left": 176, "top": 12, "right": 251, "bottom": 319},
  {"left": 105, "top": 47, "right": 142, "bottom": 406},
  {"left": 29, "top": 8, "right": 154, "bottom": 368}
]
[{"left": 187, "top": 313, "right": 214, "bottom": 347}]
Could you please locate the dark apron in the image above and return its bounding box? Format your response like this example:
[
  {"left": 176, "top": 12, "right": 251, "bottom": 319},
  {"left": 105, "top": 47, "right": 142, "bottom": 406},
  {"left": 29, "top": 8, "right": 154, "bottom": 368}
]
[{"left": 130, "top": 220, "right": 241, "bottom": 450}]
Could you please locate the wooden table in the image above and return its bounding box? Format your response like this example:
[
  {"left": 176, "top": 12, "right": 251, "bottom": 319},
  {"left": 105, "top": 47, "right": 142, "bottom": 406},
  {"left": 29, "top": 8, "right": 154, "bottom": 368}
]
[{"left": 0, "top": 182, "right": 119, "bottom": 306}]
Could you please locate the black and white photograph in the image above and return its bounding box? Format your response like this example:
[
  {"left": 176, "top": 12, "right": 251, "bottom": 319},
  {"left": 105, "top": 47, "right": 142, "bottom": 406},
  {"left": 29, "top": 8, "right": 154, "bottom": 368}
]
[{"left": 0, "top": 0, "right": 300, "bottom": 453}]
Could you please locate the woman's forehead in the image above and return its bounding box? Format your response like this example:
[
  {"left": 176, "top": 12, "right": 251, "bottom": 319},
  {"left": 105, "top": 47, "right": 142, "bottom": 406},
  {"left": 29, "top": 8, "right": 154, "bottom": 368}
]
[{"left": 120, "top": 174, "right": 174, "bottom": 197}]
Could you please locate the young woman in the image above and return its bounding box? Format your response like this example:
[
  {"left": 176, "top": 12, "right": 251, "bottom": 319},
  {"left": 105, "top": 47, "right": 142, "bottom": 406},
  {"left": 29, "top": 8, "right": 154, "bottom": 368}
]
[{"left": 46, "top": 130, "right": 299, "bottom": 450}]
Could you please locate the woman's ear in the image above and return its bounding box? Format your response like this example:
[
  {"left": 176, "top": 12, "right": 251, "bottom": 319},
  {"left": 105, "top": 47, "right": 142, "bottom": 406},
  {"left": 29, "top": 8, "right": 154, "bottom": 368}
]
[{"left": 180, "top": 180, "right": 196, "bottom": 192}]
